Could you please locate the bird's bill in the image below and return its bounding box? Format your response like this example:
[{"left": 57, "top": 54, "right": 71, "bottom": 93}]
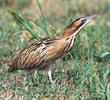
[{"left": 81, "top": 14, "right": 97, "bottom": 25}]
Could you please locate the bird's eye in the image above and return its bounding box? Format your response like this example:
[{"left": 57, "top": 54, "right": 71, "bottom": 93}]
[{"left": 81, "top": 19, "right": 86, "bottom": 24}]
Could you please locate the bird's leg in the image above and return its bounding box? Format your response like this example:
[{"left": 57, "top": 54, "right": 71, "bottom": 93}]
[{"left": 48, "top": 65, "right": 54, "bottom": 84}]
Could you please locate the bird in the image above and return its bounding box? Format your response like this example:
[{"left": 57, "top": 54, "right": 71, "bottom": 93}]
[{"left": 8, "top": 14, "right": 97, "bottom": 83}]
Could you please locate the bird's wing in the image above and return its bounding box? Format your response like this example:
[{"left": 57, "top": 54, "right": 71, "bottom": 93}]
[{"left": 8, "top": 38, "right": 57, "bottom": 72}]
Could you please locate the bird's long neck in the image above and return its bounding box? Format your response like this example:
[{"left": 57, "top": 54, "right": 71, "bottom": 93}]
[
  {"left": 58, "top": 34, "right": 77, "bottom": 53},
  {"left": 59, "top": 14, "right": 96, "bottom": 52},
  {"left": 60, "top": 20, "right": 81, "bottom": 51},
  {"left": 59, "top": 17, "right": 86, "bottom": 53},
  {"left": 63, "top": 34, "right": 77, "bottom": 52},
  {"left": 61, "top": 26, "right": 78, "bottom": 38},
  {"left": 61, "top": 19, "right": 82, "bottom": 38}
]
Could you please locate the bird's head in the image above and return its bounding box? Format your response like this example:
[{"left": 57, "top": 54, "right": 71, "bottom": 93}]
[{"left": 61, "top": 14, "right": 97, "bottom": 38}]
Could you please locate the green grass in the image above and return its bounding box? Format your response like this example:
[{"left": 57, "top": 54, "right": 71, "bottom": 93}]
[{"left": 0, "top": 0, "right": 110, "bottom": 99}]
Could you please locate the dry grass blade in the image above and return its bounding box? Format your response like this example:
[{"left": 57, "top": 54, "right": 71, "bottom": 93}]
[{"left": 7, "top": 8, "right": 42, "bottom": 40}]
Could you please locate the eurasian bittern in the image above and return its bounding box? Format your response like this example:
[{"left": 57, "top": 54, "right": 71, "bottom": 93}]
[{"left": 8, "top": 15, "right": 97, "bottom": 83}]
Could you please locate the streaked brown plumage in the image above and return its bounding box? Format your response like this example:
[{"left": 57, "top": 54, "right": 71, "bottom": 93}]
[{"left": 8, "top": 15, "right": 97, "bottom": 83}]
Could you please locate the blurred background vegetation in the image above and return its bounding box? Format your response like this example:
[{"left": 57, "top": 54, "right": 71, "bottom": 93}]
[{"left": 0, "top": 0, "right": 110, "bottom": 99}]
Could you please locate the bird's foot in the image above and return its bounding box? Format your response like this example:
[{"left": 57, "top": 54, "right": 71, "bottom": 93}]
[{"left": 50, "top": 79, "right": 55, "bottom": 84}]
